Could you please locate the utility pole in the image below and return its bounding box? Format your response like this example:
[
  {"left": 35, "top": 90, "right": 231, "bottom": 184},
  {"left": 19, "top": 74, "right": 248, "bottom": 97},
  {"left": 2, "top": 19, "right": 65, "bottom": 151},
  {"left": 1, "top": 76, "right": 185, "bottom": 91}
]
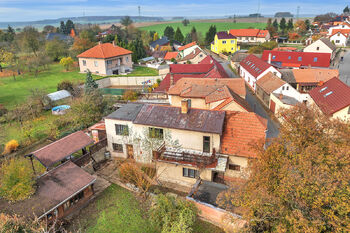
[
  {"left": 296, "top": 6, "right": 300, "bottom": 20},
  {"left": 256, "top": 0, "right": 261, "bottom": 23},
  {"left": 138, "top": 6, "right": 141, "bottom": 17}
]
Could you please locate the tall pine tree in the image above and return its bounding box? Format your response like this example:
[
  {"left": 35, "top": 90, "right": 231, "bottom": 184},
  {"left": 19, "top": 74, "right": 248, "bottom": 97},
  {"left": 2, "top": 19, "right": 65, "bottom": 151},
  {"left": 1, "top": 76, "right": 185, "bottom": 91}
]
[
  {"left": 164, "top": 26, "right": 175, "bottom": 41},
  {"left": 205, "top": 25, "right": 217, "bottom": 45},
  {"left": 174, "top": 27, "right": 184, "bottom": 43},
  {"left": 84, "top": 70, "right": 98, "bottom": 93}
]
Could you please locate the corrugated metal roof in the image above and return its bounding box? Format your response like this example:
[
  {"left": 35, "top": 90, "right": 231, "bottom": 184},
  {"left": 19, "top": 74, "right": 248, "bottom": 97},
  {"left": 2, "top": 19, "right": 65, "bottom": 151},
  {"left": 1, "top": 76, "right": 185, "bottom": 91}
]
[
  {"left": 47, "top": 90, "right": 71, "bottom": 102},
  {"left": 133, "top": 104, "right": 226, "bottom": 135},
  {"left": 105, "top": 103, "right": 144, "bottom": 121}
]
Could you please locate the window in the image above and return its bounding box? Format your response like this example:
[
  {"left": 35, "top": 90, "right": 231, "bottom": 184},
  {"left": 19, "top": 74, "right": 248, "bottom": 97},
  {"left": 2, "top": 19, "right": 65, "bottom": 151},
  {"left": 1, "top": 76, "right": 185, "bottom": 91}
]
[
  {"left": 112, "top": 143, "right": 123, "bottom": 152},
  {"left": 316, "top": 46, "right": 320, "bottom": 50},
  {"left": 298, "top": 57, "right": 302, "bottom": 61},
  {"left": 149, "top": 127, "right": 163, "bottom": 139},
  {"left": 282, "top": 86, "right": 285, "bottom": 90},
  {"left": 336, "top": 40, "right": 340, "bottom": 43},
  {"left": 94, "top": 61, "right": 98, "bottom": 67},
  {"left": 107, "top": 60, "right": 112, "bottom": 65},
  {"left": 288, "top": 56, "right": 291, "bottom": 60},
  {"left": 203, "top": 136, "right": 210, "bottom": 153},
  {"left": 286, "top": 86, "right": 289, "bottom": 90},
  {"left": 82, "top": 60, "right": 86, "bottom": 66},
  {"left": 229, "top": 164, "right": 241, "bottom": 171},
  {"left": 126, "top": 57, "right": 129, "bottom": 62},
  {"left": 231, "top": 40, "right": 235, "bottom": 44},
  {"left": 314, "top": 57, "right": 318, "bottom": 62},
  {"left": 183, "top": 168, "right": 199, "bottom": 178},
  {"left": 115, "top": 124, "right": 129, "bottom": 135},
  {"left": 272, "top": 55, "right": 276, "bottom": 59},
  {"left": 222, "top": 40, "right": 226, "bottom": 44}
]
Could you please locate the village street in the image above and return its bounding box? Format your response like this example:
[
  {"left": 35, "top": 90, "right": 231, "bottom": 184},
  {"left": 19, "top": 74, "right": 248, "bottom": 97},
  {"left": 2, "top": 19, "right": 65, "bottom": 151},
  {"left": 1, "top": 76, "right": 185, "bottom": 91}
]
[{"left": 339, "top": 49, "right": 350, "bottom": 86}]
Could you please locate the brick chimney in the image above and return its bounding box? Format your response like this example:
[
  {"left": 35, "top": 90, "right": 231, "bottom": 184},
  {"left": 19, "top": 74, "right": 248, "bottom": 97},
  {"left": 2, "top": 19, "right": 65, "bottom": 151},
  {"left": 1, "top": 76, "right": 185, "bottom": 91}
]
[
  {"left": 279, "top": 93, "right": 283, "bottom": 100},
  {"left": 112, "top": 40, "right": 116, "bottom": 47},
  {"left": 181, "top": 99, "right": 191, "bottom": 114}
]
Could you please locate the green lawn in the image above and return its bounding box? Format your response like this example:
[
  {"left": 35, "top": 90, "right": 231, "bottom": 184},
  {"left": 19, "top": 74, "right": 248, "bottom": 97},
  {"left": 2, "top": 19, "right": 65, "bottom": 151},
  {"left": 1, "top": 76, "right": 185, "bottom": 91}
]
[
  {"left": 0, "top": 64, "right": 86, "bottom": 109},
  {"left": 69, "top": 184, "right": 224, "bottom": 233},
  {"left": 140, "top": 22, "right": 267, "bottom": 36}
]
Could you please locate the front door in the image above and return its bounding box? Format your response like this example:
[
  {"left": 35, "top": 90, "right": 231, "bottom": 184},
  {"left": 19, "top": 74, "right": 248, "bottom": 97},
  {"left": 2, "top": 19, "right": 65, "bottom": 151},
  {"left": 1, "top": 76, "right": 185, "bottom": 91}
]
[
  {"left": 113, "top": 69, "right": 119, "bottom": 75},
  {"left": 126, "top": 145, "right": 133, "bottom": 159},
  {"left": 270, "top": 100, "right": 276, "bottom": 113},
  {"left": 212, "top": 171, "right": 225, "bottom": 184}
]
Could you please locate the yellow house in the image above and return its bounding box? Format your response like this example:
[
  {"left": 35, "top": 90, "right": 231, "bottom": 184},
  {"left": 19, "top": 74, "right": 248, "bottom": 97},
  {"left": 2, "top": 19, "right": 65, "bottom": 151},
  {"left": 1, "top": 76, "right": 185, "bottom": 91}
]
[{"left": 211, "top": 31, "right": 239, "bottom": 54}]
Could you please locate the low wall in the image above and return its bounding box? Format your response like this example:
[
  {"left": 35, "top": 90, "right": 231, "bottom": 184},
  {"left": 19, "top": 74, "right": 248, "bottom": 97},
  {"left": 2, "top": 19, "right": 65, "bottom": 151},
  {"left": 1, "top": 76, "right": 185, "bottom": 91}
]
[
  {"left": 187, "top": 197, "right": 246, "bottom": 231},
  {"left": 219, "top": 53, "right": 229, "bottom": 60},
  {"left": 96, "top": 76, "right": 162, "bottom": 88}
]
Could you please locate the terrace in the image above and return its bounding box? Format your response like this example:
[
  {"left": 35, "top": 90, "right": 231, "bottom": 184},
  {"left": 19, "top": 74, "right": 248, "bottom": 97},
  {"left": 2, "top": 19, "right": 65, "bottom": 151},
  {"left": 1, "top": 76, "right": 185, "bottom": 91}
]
[{"left": 154, "top": 143, "right": 218, "bottom": 168}]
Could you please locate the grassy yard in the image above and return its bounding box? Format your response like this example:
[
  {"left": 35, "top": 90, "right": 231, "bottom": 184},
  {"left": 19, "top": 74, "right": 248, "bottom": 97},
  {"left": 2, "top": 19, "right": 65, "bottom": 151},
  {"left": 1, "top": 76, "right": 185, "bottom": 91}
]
[
  {"left": 0, "top": 64, "right": 86, "bottom": 109},
  {"left": 140, "top": 22, "right": 267, "bottom": 36},
  {"left": 68, "top": 184, "right": 224, "bottom": 233}
]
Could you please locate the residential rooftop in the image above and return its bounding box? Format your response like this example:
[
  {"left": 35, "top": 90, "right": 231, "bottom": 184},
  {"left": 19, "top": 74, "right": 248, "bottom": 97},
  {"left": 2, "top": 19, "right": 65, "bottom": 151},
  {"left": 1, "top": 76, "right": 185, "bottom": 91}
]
[
  {"left": 309, "top": 78, "right": 350, "bottom": 115},
  {"left": 77, "top": 42, "right": 132, "bottom": 59},
  {"left": 0, "top": 161, "right": 96, "bottom": 219},
  {"left": 105, "top": 103, "right": 144, "bottom": 121}
]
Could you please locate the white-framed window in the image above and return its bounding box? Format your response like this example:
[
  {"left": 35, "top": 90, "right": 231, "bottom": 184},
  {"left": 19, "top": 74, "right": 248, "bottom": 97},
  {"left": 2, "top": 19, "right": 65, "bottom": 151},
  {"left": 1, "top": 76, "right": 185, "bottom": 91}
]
[
  {"left": 286, "top": 86, "right": 289, "bottom": 90},
  {"left": 183, "top": 168, "right": 199, "bottom": 178},
  {"left": 336, "top": 40, "right": 340, "bottom": 43},
  {"left": 82, "top": 60, "right": 86, "bottom": 66},
  {"left": 231, "top": 40, "right": 235, "bottom": 44},
  {"left": 115, "top": 124, "right": 129, "bottom": 135},
  {"left": 316, "top": 47, "right": 320, "bottom": 51},
  {"left": 94, "top": 61, "right": 98, "bottom": 67}
]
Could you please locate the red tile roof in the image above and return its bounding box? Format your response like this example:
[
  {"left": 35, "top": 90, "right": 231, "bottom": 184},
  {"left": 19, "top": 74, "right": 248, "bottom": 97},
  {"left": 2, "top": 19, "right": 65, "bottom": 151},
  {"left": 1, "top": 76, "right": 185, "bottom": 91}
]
[
  {"left": 164, "top": 51, "right": 179, "bottom": 60},
  {"left": 261, "top": 50, "right": 331, "bottom": 68},
  {"left": 240, "top": 54, "right": 272, "bottom": 78},
  {"left": 178, "top": 41, "right": 197, "bottom": 51},
  {"left": 256, "top": 72, "right": 286, "bottom": 94},
  {"left": 330, "top": 29, "right": 350, "bottom": 37},
  {"left": 221, "top": 111, "right": 267, "bottom": 158},
  {"left": 77, "top": 42, "right": 132, "bottom": 59},
  {"left": 168, "top": 78, "right": 246, "bottom": 98},
  {"left": 292, "top": 69, "right": 339, "bottom": 84},
  {"left": 154, "top": 56, "right": 228, "bottom": 92},
  {"left": 309, "top": 78, "right": 350, "bottom": 115},
  {"left": 229, "top": 29, "right": 261, "bottom": 37},
  {"left": 31, "top": 131, "right": 94, "bottom": 168},
  {"left": 169, "top": 64, "right": 213, "bottom": 73}
]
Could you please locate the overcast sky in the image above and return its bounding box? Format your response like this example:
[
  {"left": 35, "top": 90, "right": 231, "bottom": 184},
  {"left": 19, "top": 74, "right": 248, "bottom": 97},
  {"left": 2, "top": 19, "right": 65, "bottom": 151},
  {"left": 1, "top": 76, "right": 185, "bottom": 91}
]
[{"left": 0, "top": 0, "right": 347, "bottom": 22}]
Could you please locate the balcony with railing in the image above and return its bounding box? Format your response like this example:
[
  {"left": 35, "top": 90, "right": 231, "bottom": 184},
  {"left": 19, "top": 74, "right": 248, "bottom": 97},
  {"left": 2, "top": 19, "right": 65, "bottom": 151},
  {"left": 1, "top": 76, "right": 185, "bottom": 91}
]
[{"left": 153, "top": 143, "right": 218, "bottom": 168}]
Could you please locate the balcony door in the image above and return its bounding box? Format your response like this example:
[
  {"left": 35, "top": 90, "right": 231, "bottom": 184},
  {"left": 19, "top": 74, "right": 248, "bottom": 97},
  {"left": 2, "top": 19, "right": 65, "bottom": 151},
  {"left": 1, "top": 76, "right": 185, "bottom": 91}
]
[{"left": 203, "top": 136, "right": 210, "bottom": 153}]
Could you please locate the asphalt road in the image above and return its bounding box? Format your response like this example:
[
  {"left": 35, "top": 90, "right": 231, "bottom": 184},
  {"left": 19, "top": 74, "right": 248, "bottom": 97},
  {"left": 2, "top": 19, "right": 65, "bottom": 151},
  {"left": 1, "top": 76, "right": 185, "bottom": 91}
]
[
  {"left": 245, "top": 88, "right": 280, "bottom": 139},
  {"left": 339, "top": 50, "right": 350, "bottom": 86}
]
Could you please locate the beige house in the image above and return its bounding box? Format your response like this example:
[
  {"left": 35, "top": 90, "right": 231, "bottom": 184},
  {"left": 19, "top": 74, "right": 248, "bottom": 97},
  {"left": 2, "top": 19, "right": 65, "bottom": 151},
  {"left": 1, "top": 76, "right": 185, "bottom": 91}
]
[
  {"left": 269, "top": 93, "right": 298, "bottom": 118},
  {"left": 105, "top": 102, "right": 267, "bottom": 190},
  {"left": 77, "top": 42, "right": 133, "bottom": 76},
  {"left": 303, "top": 37, "right": 337, "bottom": 60},
  {"left": 177, "top": 48, "right": 207, "bottom": 64},
  {"left": 168, "top": 78, "right": 250, "bottom": 112},
  {"left": 309, "top": 77, "right": 350, "bottom": 121}
]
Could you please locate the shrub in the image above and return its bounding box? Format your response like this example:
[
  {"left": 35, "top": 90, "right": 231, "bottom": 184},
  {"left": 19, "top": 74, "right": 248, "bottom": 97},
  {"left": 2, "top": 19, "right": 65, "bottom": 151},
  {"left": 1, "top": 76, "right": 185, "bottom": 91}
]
[
  {"left": 57, "top": 80, "right": 74, "bottom": 92},
  {"left": 149, "top": 194, "right": 198, "bottom": 233},
  {"left": 122, "top": 90, "right": 139, "bottom": 101},
  {"left": 59, "top": 57, "right": 74, "bottom": 71},
  {"left": 3, "top": 140, "right": 19, "bottom": 155},
  {"left": 0, "top": 158, "right": 35, "bottom": 201},
  {"left": 0, "top": 104, "right": 7, "bottom": 117}
]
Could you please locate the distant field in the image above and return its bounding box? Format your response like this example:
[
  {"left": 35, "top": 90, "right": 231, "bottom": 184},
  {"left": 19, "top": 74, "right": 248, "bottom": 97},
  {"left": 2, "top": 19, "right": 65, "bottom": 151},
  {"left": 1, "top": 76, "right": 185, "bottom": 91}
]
[{"left": 139, "top": 22, "right": 267, "bottom": 36}]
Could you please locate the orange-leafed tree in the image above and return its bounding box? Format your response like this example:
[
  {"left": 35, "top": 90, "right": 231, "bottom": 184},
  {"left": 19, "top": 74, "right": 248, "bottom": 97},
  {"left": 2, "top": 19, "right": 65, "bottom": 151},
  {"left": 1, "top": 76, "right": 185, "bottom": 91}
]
[
  {"left": 72, "top": 37, "right": 95, "bottom": 54},
  {"left": 294, "top": 20, "right": 307, "bottom": 33},
  {"left": 217, "top": 104, "right": 350, "bottom": 232}
]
